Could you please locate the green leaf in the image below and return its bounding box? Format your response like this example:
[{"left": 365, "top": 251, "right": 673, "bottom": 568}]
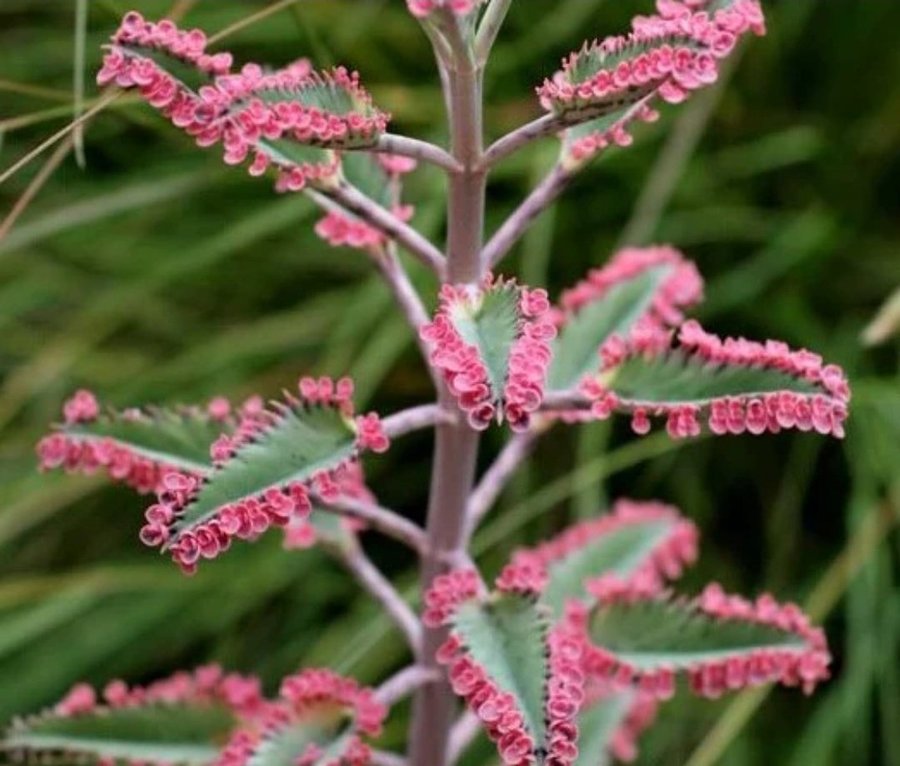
[
  {"left": 587, "top": 600, "right": 807, "bottom": 671},
  {"left": 608, "top": 350, "right": 823, "bottom": 405},
  {"left": 574, "top": 691, "right": 634, "bottom": 766},
  {"left": 548, "top": 266, "right": 670, "bottom": 391},
  {"left": 59, "top": 407, "right": 225, "bottom": 474},
  {"left": 449, "top": 282, "right": 521, "bottom": 396},
  {"left": 2, "top": 703, "right": 236, "bottom": 766},
  {"left": 541, "top": 516, "right": 680, "bottom": 618},
  {"left": 172, "top": 402, "right": 358, "bottom": 538},
  {"left": 451, "top": 593, "right": 549, "bottom": 749}
]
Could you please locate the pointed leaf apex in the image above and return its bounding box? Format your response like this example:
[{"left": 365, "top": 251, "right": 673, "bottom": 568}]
[{"left": 421, "top": 275, "right": 557, "bottom": 432}]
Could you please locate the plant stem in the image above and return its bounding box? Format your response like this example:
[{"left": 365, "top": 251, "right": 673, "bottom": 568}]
[
  {"left": 375, "top": 664, "right": 442, "bottom": 707},
  {"left": 464, "top": 430, "right": 540, "bottom": 541},
  {"left": 480, "top": 112, "right": 561, "bottom": 169},
  {"left": 408, "top": 58, "right": 486, "bottom": 766},
  {"left": 336, "top": 538, "right": 422, "bottom": 655},
  {"left": 381, "top": 403, "right": 456, "bottom": 440},
  {"left": 481, "top": 163, "right": 572, "bottom": 271},
  {"left": 324, "top": 182, "right": 447, "bottom": 278},
  {"left": 373, "top": 133, "right": 462, "bottom": 173},
  {"left": 317, "top": 494, "right": 429, "bottom": 555}
]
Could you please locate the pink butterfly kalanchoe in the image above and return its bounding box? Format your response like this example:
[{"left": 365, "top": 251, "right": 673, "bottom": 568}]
[{"left": 17, "top": 3, "right": 856, "bottom": 766}]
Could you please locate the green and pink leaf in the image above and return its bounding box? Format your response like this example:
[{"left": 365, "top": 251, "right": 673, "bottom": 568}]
[
  {"left": 143, "top": 376, "right": 389, "bottom": 573},
  {"left": 420, "top": 276, "right": 557, "bottom": 432},
  {"left": 502, "top": 498, "right": 699, "bottom": 619},
  {"left": 424, "top": 571, "right": 583, "bottom": 766},
  {"left": 568, "top": 584, "right": 830, "bottom": 699}
]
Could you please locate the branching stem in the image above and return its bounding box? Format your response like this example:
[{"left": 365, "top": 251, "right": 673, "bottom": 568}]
[
  {"left": 372, "top": 133, "right": 462, "bottom": 173},
  {"left": 480, "top": 112, "right": 561, "bottom": 169},
  {"left": 317, "top": 494, "right": 428, "bottom": 556},
  {"left": 481, "top": 163, "right": 572, "bottom": 271},
  {"left": 381, "top": 404, "right": 456, "bottom": 440},
  {"left": 324, "top": 181, "right": 447, "bottom": 278},
  {"left": 464, "top": 429, "right": 541, "bottom": 541},
  {"left": 335, "top": 538, "right": 422, "bottom": 655},
  {"left": 375, "top": 664, "right": 442, "bottom": 707}
]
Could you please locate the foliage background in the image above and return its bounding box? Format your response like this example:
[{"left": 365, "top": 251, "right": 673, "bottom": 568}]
[{"left": 0, "top": 1, "right": 898, "bottom": 764}]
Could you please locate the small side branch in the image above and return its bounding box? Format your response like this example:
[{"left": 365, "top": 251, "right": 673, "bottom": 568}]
[
  {"left": 370, "top": 751, "right": 408, "bottom": 766},
  {"left": 318, "top": 495, "right": 428, "bottom": 556},
  {"left": 465, "top": 430, "right": 540, "bottom": 540},
  {"left": 481, "top": 163, "right": 572, "bottom": 271},
  {"left": 540, "top": 389, "right": 590, "bottom": 412},
  {"left": 373, "top": 133, "right": 462, "bottom": 174},
  {"left": 447, "top": 710, "right": 482, "bottom": 764},
  {"left": 336, "top": 539, "right": 422, "bottom": 654},
  {"left": 325, "top": 182, "right": 447, "bottom": 278},
  {"left": 474, "top": 0, "right": 514, "bottom": 64},
  {"left": 375, "top": 664, "right": 442, "bottom": 707},
  {"left": 382, "top": 404, "right": 456, "bottom": 440},
  {"left": 480, "top": 113, "right": 561, "bottom": 169}
]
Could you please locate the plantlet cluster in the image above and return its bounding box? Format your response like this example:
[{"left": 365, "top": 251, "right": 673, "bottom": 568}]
[{"left": 4, "top": 2, "right": 852, "bottom": 766}]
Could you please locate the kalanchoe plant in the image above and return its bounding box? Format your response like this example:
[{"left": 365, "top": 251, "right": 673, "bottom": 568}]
[{"left": 6, "top": 2, "right": 853, "bottom": 766}]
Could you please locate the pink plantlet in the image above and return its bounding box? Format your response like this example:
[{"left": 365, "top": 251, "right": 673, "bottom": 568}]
[{"left": 421, "top": 275, "right": 556, "bottom": 432}]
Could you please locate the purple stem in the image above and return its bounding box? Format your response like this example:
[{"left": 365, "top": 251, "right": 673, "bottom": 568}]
[
  {"left": 381, "top": 404, "right": 456, "bottom": 440},
  {"left": 325, "top": 181, "right": 447, "bottom": 278},
  {"left": 464, "top": 430, "right": 540, "bottom": 541},
  {"left": 336, "top": 537, "right": 422, "bottom": 654},
  {"left": 479, "top": 112, "right": 561, "bottom": 169},
  {"left": 375, "top": 664, "right": 442, "bottom": 707},
  {"left": 447, "top": 710, "right": 482, "bottom": 765},
  {"left": 317, "top": 494, "right": 428, "bottom": 555},
  {"left": 408, "top": 49, "right": 486, "bottom": 766},
  {"left": 481, "top": 163, "right": 572, "bottom": 271},
  {"left": 373, "top": 133, "right": 462, "bottom": 173}
]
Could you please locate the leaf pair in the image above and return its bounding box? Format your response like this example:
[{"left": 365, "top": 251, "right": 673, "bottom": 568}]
[
  {"left": 428, "top": 500, "right": 829, "bottom": 765},
  {"left": 427, "top": 246, "right": 849, "bottom": 440},
  {"left": 1, "top": 667, "right": 385, "bottom": 766}
]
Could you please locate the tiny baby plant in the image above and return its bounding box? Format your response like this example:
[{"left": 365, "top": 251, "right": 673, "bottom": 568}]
[{"left": 5, "top": 2, "right": 852, "bottom": 766}]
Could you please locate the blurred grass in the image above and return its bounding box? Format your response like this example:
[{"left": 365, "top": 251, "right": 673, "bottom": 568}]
[{"left": 0, "top": 1, "right": 898, "bottom": 764}]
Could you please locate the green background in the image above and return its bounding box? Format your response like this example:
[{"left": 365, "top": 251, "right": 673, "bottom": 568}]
[{"left": 0, "top": 1, "right": 898, "bottom": 764}]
